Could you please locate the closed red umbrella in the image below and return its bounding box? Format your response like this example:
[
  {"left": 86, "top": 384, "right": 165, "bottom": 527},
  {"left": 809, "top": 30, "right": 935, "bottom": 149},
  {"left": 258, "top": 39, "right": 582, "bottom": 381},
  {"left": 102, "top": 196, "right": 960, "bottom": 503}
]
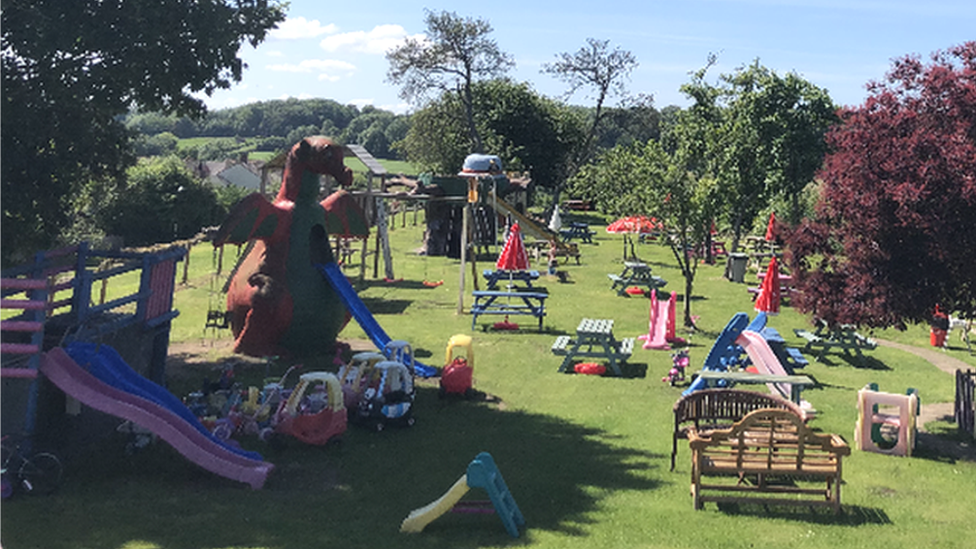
[
  {"left": 755, "top": 256, "right": 781, "bottom": 315},
  {"left": 496, "top": 222, "right": 529, "bottom": 271},
  {"left": 764, "top": 211, "right": 777, "bottom": 242}
]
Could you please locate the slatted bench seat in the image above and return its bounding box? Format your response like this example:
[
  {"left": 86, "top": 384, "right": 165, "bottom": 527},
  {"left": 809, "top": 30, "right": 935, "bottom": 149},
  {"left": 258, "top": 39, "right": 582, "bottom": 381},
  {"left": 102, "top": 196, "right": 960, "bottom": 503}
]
[
  {"left": 794, "top": 324, "right": 876, "bottom": 364},
  {"left": 689, "top": 408, "right": 849, "bottom": 513},
  {"left": 471, "top": 290, "right": 547, "bottom": 331}
]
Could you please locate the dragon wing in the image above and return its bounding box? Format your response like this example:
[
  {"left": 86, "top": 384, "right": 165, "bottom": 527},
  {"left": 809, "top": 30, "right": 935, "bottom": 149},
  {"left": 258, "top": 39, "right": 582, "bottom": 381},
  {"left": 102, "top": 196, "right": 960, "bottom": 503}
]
[{"left": 213, "top": 193, "right": 290, "bottom": 246}]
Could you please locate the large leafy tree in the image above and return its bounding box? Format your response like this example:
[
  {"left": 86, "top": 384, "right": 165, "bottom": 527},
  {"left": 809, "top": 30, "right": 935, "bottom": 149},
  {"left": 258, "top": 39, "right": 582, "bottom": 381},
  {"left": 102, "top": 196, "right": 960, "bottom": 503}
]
[
  {"left": 1, "top": 0, "right": 285, "bottom": 264},
  {"left": 386, "top": 9, "right": 513, "bottom": 154},
  {"left": 789, "top": 42, "right": 976, "bottom": 329},
  {"left": 395, "top": 79, "right": 586, "bottom": 188}
]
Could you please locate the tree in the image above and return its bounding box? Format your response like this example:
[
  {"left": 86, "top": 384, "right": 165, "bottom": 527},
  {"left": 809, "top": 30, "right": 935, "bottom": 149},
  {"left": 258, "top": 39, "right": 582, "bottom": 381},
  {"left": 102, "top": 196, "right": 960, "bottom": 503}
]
[
  {"left": 569, "top": 139, "right": 716, "bottom": 328},
  {"left": 1, "top": 0, "right": 285, "bottom": 264},
  {"left": 542, "top": 38, "right": 638, "bottom": 166},
  {"left": 95, "top": 156, "right": 222, "bottom": 247},
  {"left": 788, "top": 42, "right": 976, "bottom": 329},
  {"left": 672, "top": 58, "right": 838, "bottom": 251},
  {"left": 386, "top": 9, "right": 513, "bottom": 154},
  {"left": 395, "top": 79, "right": 586, "bottom": 186}
]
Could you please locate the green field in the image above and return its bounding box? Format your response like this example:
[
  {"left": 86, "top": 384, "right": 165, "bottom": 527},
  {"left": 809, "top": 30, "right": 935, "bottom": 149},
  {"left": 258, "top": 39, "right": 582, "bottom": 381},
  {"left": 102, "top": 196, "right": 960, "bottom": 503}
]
[{"left": 3, "top": 213, "right": 975, "bottom": 549}]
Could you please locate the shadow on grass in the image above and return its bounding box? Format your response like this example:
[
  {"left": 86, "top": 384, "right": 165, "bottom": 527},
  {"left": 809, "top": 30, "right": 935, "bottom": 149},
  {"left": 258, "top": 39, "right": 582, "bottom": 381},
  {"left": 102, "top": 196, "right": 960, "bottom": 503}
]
[
  {"left": 363, "top": 280, "right": 447, "bottom": 291},
  {"left": 714, "top": 502, "right": 892, "bottom": 525},
  {"left": 10, "top": 386, "right": 665, "bottom": 549},
  {"left": 361, "top": 297, "right": 413, "bottom": 315},
  {"left": 816, "top": 354, "right": 891, "bottom": 371}
]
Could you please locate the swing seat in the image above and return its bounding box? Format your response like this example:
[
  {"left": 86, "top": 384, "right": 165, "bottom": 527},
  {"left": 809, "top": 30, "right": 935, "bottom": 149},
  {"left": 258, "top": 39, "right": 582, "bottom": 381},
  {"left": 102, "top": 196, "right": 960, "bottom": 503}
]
[{"left": 206, "top": 310, "right": 232, "bottom": 329}]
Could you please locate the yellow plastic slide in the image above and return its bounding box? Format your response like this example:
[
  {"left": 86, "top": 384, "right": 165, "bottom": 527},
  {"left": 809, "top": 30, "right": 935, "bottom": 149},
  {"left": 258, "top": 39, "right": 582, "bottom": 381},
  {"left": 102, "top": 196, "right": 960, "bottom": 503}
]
[{"left": 400, "top": 475, "right": 470, "bottom": 533}]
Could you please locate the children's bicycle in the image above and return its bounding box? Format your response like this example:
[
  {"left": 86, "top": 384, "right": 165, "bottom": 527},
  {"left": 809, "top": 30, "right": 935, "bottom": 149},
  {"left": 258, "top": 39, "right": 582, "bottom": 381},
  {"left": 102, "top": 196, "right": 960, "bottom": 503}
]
[{"left": 1, "top": 435, "right": 63, "bottom": 499}]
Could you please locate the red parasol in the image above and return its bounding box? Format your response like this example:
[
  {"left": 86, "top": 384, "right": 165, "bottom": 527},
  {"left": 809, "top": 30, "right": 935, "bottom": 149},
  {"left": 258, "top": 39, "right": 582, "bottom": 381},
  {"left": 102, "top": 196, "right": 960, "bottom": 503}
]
[
  {"left": 764, "top": 211, "right": 777, "bottom": 242},
  {"left": 754, "top": 256, "right": 781, "bottom": 315},
  {"left": 606, "top": 216, "right": 660, "bottom": 235},
  {"left": 496, "top": 222, "right": 529, "bottom": 271}
]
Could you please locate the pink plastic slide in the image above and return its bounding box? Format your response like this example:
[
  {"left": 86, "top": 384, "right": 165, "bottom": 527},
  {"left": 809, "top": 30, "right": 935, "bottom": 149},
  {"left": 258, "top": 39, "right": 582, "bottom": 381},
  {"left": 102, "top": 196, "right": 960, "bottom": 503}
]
[
  {"left": 735, "top": 330, "right": 793, "bottom": 401},
  {"left": 39, "top": 347, "right": 273, "bottom": 489},
  {"left": 638, "top": 291, "right": 670, "bottom": 349}
]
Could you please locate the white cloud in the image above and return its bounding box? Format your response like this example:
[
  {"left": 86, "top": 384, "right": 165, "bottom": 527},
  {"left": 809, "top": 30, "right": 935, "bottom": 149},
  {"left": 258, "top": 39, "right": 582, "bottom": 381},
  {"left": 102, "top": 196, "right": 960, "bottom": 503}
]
[
  {"left": 270, "top": 17, "right": 338, "bottom": 40},
  {"left": 266, "top": 59, "right": 356, "bottom": 74},
  {"left": 319, "top": 24, "right": 423, "bottom": 55}
]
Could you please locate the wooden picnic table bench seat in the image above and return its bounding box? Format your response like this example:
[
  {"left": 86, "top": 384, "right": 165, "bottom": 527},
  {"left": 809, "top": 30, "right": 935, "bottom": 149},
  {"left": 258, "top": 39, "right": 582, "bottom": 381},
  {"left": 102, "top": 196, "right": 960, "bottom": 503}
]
[
  {"left": 671, "top": 389, "right": 807, "bottom": 471},
  {"left": 471, "top": 290, "right": 547, "bottom": 331},
  {"left": 689, "top": 408, "right": 849, "bottom": 513}
]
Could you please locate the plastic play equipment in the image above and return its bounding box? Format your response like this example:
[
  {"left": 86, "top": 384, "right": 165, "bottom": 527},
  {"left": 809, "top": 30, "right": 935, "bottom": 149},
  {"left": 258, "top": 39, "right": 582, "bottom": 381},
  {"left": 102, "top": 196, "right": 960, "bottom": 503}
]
[
  {"left": 400, "top": 452, "right": 524, "bottom": 537},
  {"left": 638, "top": 291, "right": 685, "bottom": 350},
  {"left": 682, "top": 313, "right": 750, "bottom": 396},
  {"left": 337, "top": 351, "right": 385, "bottom": 410},
  {"left": 855, "top": 384, "right": 919, "bottom": 457},
  {"left": 351, "top": 360, "right": 416, "bottom": 431},
  {"left": 276, "top": 372, "right": 347, "bottom": 445},
  {"left": 212, "top": 136, "right": 357, "bottom": 358},
  {"left": 441, "top": 334, "right": 474, "bottom": 399},
  {"left": 39, "top": 345, "right": 272, "bottom": 489},
  {"left": 663, "top": 349, "right": 689, "bottom": 386},
  {"left": 682, "top": 312, "right": 811, "bottom": 409},
  {"left": 315, "top": 262, "right": 436, "bottom": 377}
]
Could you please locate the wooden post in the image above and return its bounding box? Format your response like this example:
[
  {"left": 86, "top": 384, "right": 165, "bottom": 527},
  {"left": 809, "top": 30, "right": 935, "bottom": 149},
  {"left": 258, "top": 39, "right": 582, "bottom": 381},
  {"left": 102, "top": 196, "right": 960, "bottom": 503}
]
[{"left": 457, "top": 202, "right": 469, "bottom": 314}]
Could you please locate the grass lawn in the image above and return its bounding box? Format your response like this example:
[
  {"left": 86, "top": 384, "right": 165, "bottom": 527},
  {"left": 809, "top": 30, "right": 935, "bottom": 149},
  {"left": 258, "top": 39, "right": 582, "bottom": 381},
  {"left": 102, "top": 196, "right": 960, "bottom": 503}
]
[{"left": 3, "top": 212, "right": 975, "bottom": 549}]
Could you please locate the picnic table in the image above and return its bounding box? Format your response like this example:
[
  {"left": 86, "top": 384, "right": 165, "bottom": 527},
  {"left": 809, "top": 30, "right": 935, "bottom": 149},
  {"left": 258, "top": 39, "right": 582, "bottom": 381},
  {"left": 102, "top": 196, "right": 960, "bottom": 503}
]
[
  {"left": 695, "top": 370, "right": 815, "bottom": 405},
  {"left": 551, "top": 318, "right": 635, "bottom": 376},
  {"left": 608, "top": 261, "right": 667, "bottom": 296},
  {"left": 560, "top": 222, "right": 595, "bottom": 243},
  {"left": 793, "top": 321, "right": 877, "bottom": 364},
  {"left": 471, "top": 287, "right": 548, "bottom": 331},
  {"left": 482, "top": 269, "right": 540, "bottom": 290}
]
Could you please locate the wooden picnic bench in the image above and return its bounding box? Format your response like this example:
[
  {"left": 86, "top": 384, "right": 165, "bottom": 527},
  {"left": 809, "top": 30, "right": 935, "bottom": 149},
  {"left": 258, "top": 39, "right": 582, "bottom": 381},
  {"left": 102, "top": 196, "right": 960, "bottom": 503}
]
[
  {"left": 560, "top": 222, "right": 595, "bottom": 243},
  {"left": 471, "top": 290, "right": 547, "bottom": 331},
  {"left": 695, "top": 371, "right": 815, "bottom": 406},
  {"left": 671, "top": 389, "right": 806, "bottom": 471},
  {"left": 689, "top": 408, "right": 850, "bottom": 513},
  {"left": 794, "top": 321, "right": 876, "bottom": 363},
  {"left": 608, "top": 262, "right": 667, "bottom": 296},
  {"left": 552, "top": 318, "right": 635, "bottom": 376}
]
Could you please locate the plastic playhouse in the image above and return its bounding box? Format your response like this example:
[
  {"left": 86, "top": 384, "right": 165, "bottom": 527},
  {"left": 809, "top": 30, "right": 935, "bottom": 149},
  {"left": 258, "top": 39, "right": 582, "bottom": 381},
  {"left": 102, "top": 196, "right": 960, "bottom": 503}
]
[{"left": 855, "top": 383, "right": 919, "bottom": 457}]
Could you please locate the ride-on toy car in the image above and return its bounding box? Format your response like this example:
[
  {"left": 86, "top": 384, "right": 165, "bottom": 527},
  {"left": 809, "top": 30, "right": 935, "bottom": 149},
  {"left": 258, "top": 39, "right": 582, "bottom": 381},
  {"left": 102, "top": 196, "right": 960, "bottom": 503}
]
[
  {"left": 337, "top": 351, "right": 385, "bottom": 411},
  {"left": 275, "top": 371, "right": 347, "bottom": 445},
  {"left": 440, "top": 334, "right": 474, "bottom": 399},
  {"left": 352, "top": 360, "right": 415, "bottom": 431}
]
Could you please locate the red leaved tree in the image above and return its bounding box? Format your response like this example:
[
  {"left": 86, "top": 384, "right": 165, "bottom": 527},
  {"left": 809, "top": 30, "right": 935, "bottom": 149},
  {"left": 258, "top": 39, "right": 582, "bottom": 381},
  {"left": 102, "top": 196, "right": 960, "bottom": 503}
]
[{"left": 788, "top": 42, "right": 976, "bottom": 329}]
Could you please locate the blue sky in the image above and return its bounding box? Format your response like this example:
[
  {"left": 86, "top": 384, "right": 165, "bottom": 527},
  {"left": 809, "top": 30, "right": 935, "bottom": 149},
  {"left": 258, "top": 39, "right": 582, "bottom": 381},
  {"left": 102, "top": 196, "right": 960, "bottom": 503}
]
[{"left": 200, "top": 0, "right": 975, "bottom": 114}]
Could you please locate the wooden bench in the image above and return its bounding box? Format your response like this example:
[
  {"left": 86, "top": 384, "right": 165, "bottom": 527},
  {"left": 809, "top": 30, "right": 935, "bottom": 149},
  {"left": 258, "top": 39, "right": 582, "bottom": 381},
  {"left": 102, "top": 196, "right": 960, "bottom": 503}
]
[
  {"left": 689, "top": 408, "right": 849, "bottom": 513},
  {"left": 671, "top": 389, "right": 806, "bottom": 471},
  {"left": 471, "top": 290, "right": 547, "bottom": 331}
]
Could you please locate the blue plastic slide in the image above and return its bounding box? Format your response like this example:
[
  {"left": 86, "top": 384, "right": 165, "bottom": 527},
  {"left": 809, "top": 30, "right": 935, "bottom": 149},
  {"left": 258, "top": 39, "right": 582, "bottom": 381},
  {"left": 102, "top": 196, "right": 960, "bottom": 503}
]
[
  {"left": 682, "top": 313, "right": 750, "bottom": 396},
  {"left": 65, "top": 341, "right": 262, "bottom": 460},
  {"left": 316, "top": 263, "right": 436, "bottom": 377}
]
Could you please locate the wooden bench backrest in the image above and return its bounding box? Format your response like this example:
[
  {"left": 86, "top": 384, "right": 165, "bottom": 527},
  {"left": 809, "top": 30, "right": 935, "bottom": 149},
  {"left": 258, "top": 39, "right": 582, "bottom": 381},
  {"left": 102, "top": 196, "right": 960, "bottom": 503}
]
[
  {"left": 691, "top": 408, "right": 850, "bottom": 470},
  {"left": 674, "top": 388, "right": 804, "bottom": 430}
]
